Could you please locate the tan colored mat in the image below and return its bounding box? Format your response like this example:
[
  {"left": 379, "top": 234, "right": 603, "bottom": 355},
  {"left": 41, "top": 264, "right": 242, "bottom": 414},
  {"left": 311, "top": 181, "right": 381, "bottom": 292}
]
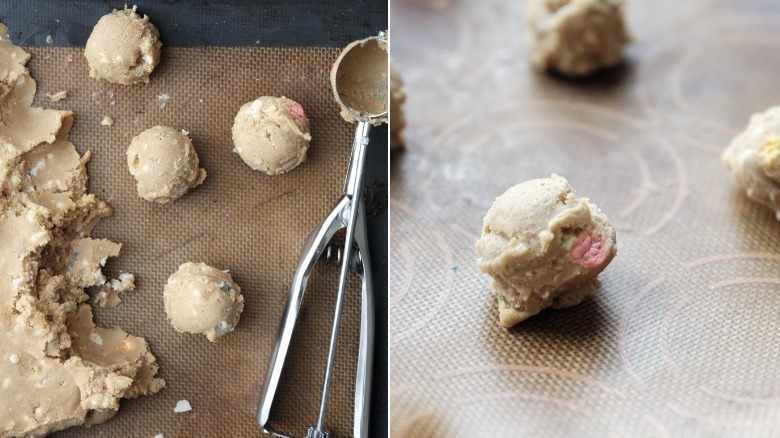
[
  {"left": 27, "top": 46, "right": 362, "bottom": 437},
  {"left": 390, "top": 0, "right": 780, "bottom": 436}
]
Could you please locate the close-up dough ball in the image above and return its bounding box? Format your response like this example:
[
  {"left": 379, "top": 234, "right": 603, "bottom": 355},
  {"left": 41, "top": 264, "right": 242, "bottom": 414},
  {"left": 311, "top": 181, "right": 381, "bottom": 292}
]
[
  {"left": 475, "top": 174, "right": 617, "bottom": 327},
  {"left": 164, "top": 262, "right": 244, "bottom": 343},
  {"left": 723, "top": 106, "right": 780, "bottom": 220},
  {"left": 525, "top": 0, "right": 630, "bottom": 76},
  {"left": 232, "top": 96, "right": 311, "bottom": 175},
  {"left": 126, "top": 126, "right": 206, "bottom": 203},
  {"left": 84, "top": 5, "right": 162, "bottom": 84}
]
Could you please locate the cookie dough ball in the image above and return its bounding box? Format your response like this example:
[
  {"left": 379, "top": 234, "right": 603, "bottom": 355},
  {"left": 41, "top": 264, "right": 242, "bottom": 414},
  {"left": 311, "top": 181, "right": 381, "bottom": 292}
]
[
  {"left": 390, "top": 59, "right": 407, "bottom": 148},
  {"left": 126, "top": 126, "right": 206, "bottom": 203},
  {"left": 164, "top": 263, "right": 244, "bottom": 342},
  {"left": 232, "top": 96, "right": 311, "bottom": 175},
  {"left": 722, "top": 106, "right": 780, "bottom": 219},
  {"left": 85, "top": 6, "right": 162, "bottom": 85},
  {"left": 475, "top": 174, "right": 617, "bottom": 327},
  {"left": 525, "top": 0, "right": 630, "bottom": 76}
]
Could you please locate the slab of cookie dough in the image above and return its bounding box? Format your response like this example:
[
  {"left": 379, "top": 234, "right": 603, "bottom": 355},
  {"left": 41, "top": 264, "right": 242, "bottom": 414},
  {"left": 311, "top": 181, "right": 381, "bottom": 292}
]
[
  {"left": 0, "top": 23, "right": 164, "bottom": 437},
  {"left": 390, "top": 59, "right": 406, "bottom": 148},
  {"left": 232, "top": 96, "right": 311, "bottom": 175},
  {"left": 164, "top": 263, "right": 244, "bottom": 342},
  {"left": 475, "top": 174, "right": 617, "bottom": 327},
  {"left": 722, "top": 106, "right": 780, "bottom": 219},
  {"left": 126, "top": 126, "right": 206, "bottom": 203},
  {"left": 525, "top": 0, "right": 630, "bottom": 76},
  {"left": 84, "top": 5, "right": 162, "bottom": 85}
]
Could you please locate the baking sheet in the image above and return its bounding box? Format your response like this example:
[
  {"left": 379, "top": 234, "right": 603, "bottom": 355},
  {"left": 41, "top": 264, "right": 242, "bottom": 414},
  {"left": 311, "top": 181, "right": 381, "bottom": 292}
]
[
  {"left": 20, "top": 45, "right": 377, "bottom": 438},
  {"left": 390, "top": 0, "right": 780, "bottom": 436}
]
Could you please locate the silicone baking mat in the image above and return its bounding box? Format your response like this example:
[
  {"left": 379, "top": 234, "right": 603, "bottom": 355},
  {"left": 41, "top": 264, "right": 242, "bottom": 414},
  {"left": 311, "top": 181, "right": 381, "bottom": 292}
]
[
  {"left": 390, "top": 0, "right": 780, "bottom": 436},
  {"left": 20, "top": 45, "right": 373, "bottom": 438}
]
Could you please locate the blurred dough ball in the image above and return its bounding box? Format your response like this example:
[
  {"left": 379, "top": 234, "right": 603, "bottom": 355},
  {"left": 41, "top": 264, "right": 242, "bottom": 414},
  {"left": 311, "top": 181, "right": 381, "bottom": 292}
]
[
  {"left": 126, "top": 126, "right": 206, "bottom": 203},
  {"left": 85, "top": 5, "right": 162, "bottom": 84},
  {"left": 525, "top": 0, "right": 630, "bottom": 76},
  {"left": 390, "top": 59, "right": 407, "bottom": 148},
  {"left": 164, "top": 263, "right": 244, "bottom": 343},
  {"left": 723, "top": 106, "right": 780, "bottom": 220},
  {"left": 232, "top": 96, "right": 311, "bottom": 175}
]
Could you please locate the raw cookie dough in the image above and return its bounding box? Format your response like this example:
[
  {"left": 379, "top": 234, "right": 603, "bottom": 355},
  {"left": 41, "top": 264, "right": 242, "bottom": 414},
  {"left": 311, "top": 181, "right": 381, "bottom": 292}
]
[
  {"left": 126, "top": 126, "right": 206, "bottom": 203},
  {"left": 0, "top": 24, "right": 164, "bottom": 437},
  {"left": 525, "top": 0, "right": 630, "bottom": 76},
  {"left": 475, "top": 174, "right": 617, "bottom": 327},
  {"left": 232, "top": 96, "right": 311, "bottom": 175},
  {"left": 330, "top": 36, "right": 389, "bottom": 124},
  {"left": 390, "top": 59, "right": 407, "bottom": 148},
  {"left": 722, "top": 106, "right": 780, "bottom": 219},
  {"left": 164, "top": 263, "right": 244, "bottom": 342},
  {"left": 84, "top": 5, "right": 162, "bottom": 85}
]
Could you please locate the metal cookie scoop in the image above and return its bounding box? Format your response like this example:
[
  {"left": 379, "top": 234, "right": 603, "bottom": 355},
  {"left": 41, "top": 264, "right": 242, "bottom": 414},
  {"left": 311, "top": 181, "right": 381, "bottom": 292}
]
[{"left": 257, "top": 31, "right": 388, "bottom": 438}]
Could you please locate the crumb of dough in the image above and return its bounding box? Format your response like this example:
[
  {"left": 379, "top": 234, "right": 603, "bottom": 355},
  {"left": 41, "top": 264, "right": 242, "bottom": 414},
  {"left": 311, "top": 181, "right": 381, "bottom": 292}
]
[
  {"left": 47, "top": 90, "right": 68, "bottom": 102},
  {"left": 475, "top": 174, "right": 617, "bottom": 327},
  {"left": 525, "top": 0, "right": 631, "bottom": 76},
  {"left": 46, "top": 35, "right": 53, "bottom": 44},
  {"left": 723, "top": 106, "right": 780, "bottom": 219},
  {"left": 126, "top": 126, "right": 206, "bottom": 203},
  {"left": 232, "top": 96, "right": 311, "bottom": 175},
  {"left": 0, "top": 23, "right": 164, "bottom": 437},
  {"left": 164, "top": 263, "right": 243, "bottom": 342},
  {"left": 84, "top": 5, "right": 162, "bottom": 85},
  {"left": 100, "top": 116, "right": 114, "bottom": 127},
  {"left": 158, "top": 93, "right": 170, "bottom": 108},
  {"left": 390, "top": 59, "right": 406, "bottom": 149},
  {"left": 154, "top": 434, "right": 164, "bottom": 438},
  {"left": 174, "top": 400, "right": 192, "bottom": 413}
]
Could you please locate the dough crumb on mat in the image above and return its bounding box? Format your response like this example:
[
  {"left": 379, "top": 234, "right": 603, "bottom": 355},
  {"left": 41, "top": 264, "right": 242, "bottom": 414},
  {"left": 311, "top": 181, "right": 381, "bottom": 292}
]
[
  {"left": 47, "top": 90, "right": 68, "bottom": 101},
  {"left": 722, "top": 106, "right": 780, "bottom": 220},
  {"left": 232, "top": 96, "right": 311, "bottom": 175},
  {"left": 475, "top": 174, "right": 617, "bottom": 327},
  {"left": 100, "top": 115, "right": 114, "bottom": 126},
  {"left": 0, "top": 22, "right": 164, "bottom": 437},
  {"left": 525, "top": 0, "right": 631, "bottom": 76},
  {"left": 164, "top": 263, "right": 244, "bottom": 342},
  {"left": 84, "top": 5, "right": 162, "bottom": 85}
]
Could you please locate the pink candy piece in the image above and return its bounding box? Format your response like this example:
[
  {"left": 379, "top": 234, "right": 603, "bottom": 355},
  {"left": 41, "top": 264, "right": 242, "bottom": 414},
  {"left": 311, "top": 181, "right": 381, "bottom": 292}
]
[
  {"left": 567, "top": 232, "right": 608, "bottom": 268},
  {"left": 289, "top": 102, "right": 306, "bottom": 123}
]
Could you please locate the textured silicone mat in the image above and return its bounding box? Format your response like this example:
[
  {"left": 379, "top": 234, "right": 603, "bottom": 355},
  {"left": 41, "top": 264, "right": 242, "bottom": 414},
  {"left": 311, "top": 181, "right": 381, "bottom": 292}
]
[
  {"left": 23, "top": 46, "right": 367, "bottom": 438},
  {"left": 390, "top": 0, "right": 780, "bottom": 436}
]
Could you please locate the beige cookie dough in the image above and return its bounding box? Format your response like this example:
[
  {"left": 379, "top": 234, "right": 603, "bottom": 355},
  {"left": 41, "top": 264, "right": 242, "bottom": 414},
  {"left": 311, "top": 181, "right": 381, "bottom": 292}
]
[
  {"left": 331, "top": 36, "right": 389, "bottom": 124},
  {"left": 164, "top": 263, "right": 244, "bottom": 342},
  {"left": 84, "top": 6, "right": 162, "bottom": 85},
  {"left": 232, "top": 96, "right": 311, "bottom": 175},
  {"left": 476, "top": 174, "right": 617, "bottom": 327},
  {"left": 722, "top": 106, "right": 780, "bottom": 219},
  {"left": 126, "top": 126, "right": 206, "bottom": 203},
  {"left": 525, "top": 0, "right": 630, "bottom": 76},
  {"left": 390, "top": 59, "right": 406, "bottom": 148},
  {"left": 0, "top": 24, "right": 164, "bottom": 437}
]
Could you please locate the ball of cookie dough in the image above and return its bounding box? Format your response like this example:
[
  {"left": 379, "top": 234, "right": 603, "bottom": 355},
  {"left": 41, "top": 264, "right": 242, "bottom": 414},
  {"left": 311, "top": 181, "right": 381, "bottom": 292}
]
[
  {"left": 525, "top": 0, "right": 630, "bottom": 76},
  {"left": 232, "top": 96, "right": 311, "bottom": 175},
  {"left": 390, "top": 59, "right": 407, "bottom": 148},
  {"left": 164, "top": 263, "right": 244, "bottom": 342},
  {"left": 475, "top": 174, "right": 617, "bottom": 327},
  {"left": 84, "top": 6, "right": 162, "bottom": 85},
  {"left": 126, "top": 126, "right": 206, "bottom": 203},
  {"left": 722, "top": 106, "right": 780, "bottom": 220}
]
